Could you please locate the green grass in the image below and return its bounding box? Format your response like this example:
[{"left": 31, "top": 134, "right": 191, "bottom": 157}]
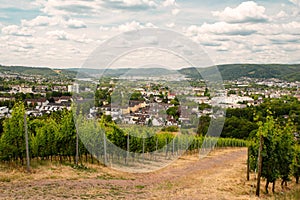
[
  {"left": 63, "top": 163, "right": 97, "bottom": 172},
  {"left": 135, "top": 185, "right": 145, "bottom": 189},
  {"left": 274, "top": 188, "right": 300, "bottom": 200},
  {"left": 96, "top": 174, "right": 132, "bottom": 180},
  {"left": 0, "top": 176, "right": 11, "bottom": 182}
]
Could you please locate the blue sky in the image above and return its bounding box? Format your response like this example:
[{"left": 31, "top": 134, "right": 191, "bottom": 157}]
[{"left": 0, "top": 0, "right": 299, "bottom": 68}]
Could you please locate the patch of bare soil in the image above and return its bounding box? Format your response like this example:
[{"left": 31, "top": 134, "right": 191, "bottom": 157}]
[{"left": 0, "top": 148, "right": 298, "bottom": 199}]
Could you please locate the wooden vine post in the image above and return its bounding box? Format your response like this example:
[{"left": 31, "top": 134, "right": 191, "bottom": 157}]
[
  {"left": 24, "top": 113, "right": 30, "bottom": 173},
  {"left": 256, "top": 134, "right": 263, "bottom": 197}
]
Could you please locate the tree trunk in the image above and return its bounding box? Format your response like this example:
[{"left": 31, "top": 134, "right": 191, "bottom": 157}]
[
  {"left": 24, "top": 113, "right": 30, "bottom": 173},
  {"left": 256, "top": 134, "right": 263, "bottom": 196},
  {"left": 247, "top": 147, "right": 250, "bottom": 181},
  {"left": 75, "top": 130, "right": 79, "bottom": 166},
  {"left": 281, "top": 179, "right": 287, "bottom": 189},
  {"left": 265, "top": 180, "right": 269, "bottom": 194},
  {"left": 272, "top": 181, "right": 275, "bottom": 193},
  {"left": 165, "top": 138, "right": 168, "bottom": 158}
]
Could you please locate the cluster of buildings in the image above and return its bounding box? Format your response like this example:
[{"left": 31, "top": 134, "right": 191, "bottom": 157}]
[
  {"left": 95, "top": 101, "right": 182, "bottom": 126},
  {"left": 4, "top": 84, "right": 77, "bottom": 94},
  {"left": 0, "top": 96, "right": 72, "bottom": 118},
  {"left": 1, "top": 68, "right": 300, "bottom": 124},
  {"left": 92, "top": 76, "right": 300, "bottom": 126},
  {"left": 0, "top": 71, "right": 77, "bottom": 118}
]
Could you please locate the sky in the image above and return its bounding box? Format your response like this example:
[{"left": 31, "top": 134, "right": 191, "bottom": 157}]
[{"left": 0, "top": 0, "right": 300, "bottom": 69}]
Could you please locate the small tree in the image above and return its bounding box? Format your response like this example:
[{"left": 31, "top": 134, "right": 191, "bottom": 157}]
[
  {"left": 57, "top": 109, "right": 76, "bottom": 162},
  {"left": 0, "top": 102, "right": 26, "bottom": 163},
  {"left": 250, "top": 114, "right": 297, "bottom": 194},
  {"left": 260, "top": 116, "right": 279, "bottom": 194},
  {"left": 293, "top": 145, "right": 300, "bottom": 184},
  {"left": 250, "top": 115, "right": 279, "bottom": 194},
  {"left": 277, "top": 121, "right": 295, "bottom": 188}
]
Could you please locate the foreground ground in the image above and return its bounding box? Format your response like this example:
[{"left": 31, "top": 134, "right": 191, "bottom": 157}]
[{"left": 0, "top": 148, "right": 299, "bottom": 199}]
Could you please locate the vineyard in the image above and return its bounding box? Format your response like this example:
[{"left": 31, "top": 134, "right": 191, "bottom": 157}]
[
  {"left": 248, "top": 114, "right": 300, "bottom": 196},
  {"left": 0, "top": 102, "right": 246, "bottom": 172},
  {"left": 2, "top": 102, "right": 300, "bottom": 198}
]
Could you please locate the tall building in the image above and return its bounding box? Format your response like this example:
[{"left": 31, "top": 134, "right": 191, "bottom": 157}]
[{"left": 68, "top": 83, "right": 79, "bottom": 93}]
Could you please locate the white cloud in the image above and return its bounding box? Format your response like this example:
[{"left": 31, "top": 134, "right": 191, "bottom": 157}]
[
  {"left": 270, "top": 34, "right": 300, "bottom": 44},
  {"left": 46, "top": 30, "right": 92, "bottom": 43},
  {"left": 117, "top": 21, "right": 156, "bottom": 31},
  {"left": 281, "top": 21, "right": 300, "bottom": 35},
  {"left": 212, "top": 1, "right": 269, "bottom": 23},
  {"left": 118, "top": 21, "right": 143, "bottom": 32},
  {"left": 0, "top": 35, "right": 53, "bottom": 56},
  {"left": 253, "top": 21, "right": 300, "bottom": 36},
  {"left": 276, "top": 11, "right": 288, "bottom": 19},
  {"left": 100, "top": 20, "right": 157, "bottom": 33},
  {"left": 0, "top": 0, "right": 39, "bottom": 10},
  {"left": 38, "top": 0, "right": 102, "bottom": 16},
  {"left": 109, "top": 48, "right": 188, "bottom": 69},
  {"left": 1, "top": 0, "right": 300, "bottom": 68},
  {"left": 36, "top": 0, "right": 162, "bottom": 17},
  {"left": 119, "top": 0, "right": 157, "bottom": 7},
  {"left": 186, "top": 22, "right": 257, "bottom": 36},
  {"left": 22, "top": 15, "right": 87, "bottom": 29},
  {"left": 145, "top": 22, "right": 156, "bottom": 28},
  {"left": 166, "top": 22, "right": 175, "bottom": 28},
  {"left": 103, "top": 0, "right": 158, "bottom": 10},
  {"left": 2, "top": 25, "right": 35, "bottom": 36},
  {"left": 163, "top": 0, "right": 176, "bottom": 7},
  {"left": 46, "top": 30, "right": 70, "bottom": 40},
  {"left": 172, "top": 8, "right": 180, "bottom": 16},
  {"left": 7, "top": 40, "right": 34, "bottom": 52},
  {"left": 65, "top": 19, "right": 87, "bottom": 29},
  {"left": 21, "top": 16, "right": 58, "bottom": 27}
]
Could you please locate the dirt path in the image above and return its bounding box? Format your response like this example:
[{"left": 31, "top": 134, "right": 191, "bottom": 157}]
[{"left": 0, "top": 148, "right": 259, "bottom": 199}]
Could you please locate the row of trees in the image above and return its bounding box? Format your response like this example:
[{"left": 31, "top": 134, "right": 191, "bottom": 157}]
[
  {"left": 0, "top": 102, "right": 80, "bottom": 163},
  {"left": 0, "top": 102, "right": 247, "bottom": 165},
  {"left": 249, "top": 114, "right": 300, "bottom": 194}
]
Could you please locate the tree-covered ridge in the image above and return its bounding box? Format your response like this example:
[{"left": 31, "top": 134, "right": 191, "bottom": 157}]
[
  {"left": 179, "top": 64, "right": 300, "bottom": 81},
  {"left": 0, "top": 65, "right": 77, "bottom": 79},
  {"left": 0, "top": 65, "right": 59, "bottom": 76},
  {"left": 217, "top": 64, "right": 300, "bottom": 81},
  {"left": 3, "top": 64, "right": 300, "bottom": 81}
]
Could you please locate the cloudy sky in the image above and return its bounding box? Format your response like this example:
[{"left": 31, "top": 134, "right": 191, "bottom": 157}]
[{"left": 0, "top": 0, "right": 300, "bottom": 68}]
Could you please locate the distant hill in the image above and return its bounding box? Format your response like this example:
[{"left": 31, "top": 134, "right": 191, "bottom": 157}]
[
  {"left": 0, "top": 65, "right": 81, "bottom": 79},
  {"left": 0, "top": 65, "right": 59, "bottom": 77},
  {"left": 68, "top": 67, "right": 177, "bottom": 78},
  {"left": 179, "top": 64, "right": 300, "bottom": 81},
  {"left": 1, "top": 64, "right": 300, "bottom": 81}
]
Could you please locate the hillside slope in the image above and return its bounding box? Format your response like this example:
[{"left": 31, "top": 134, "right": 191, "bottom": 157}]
[
  {"left": 179, "top": 64, "right": 300, "bottom": 81},
  {"left": 2, "top": 64, "right": 300, "bottom": 81}
]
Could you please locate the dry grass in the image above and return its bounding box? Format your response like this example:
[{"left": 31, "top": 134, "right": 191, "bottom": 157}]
[{"left": 0, "top": 148, "right": 299, "bottom": 199}]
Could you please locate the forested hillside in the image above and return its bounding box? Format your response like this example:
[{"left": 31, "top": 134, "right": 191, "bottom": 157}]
[
  {"left": 179, "top": 64, "right": 300, "bottom": 81},
  {"left": 2, "top": 64, "right": 300, "bottom": 81}
]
